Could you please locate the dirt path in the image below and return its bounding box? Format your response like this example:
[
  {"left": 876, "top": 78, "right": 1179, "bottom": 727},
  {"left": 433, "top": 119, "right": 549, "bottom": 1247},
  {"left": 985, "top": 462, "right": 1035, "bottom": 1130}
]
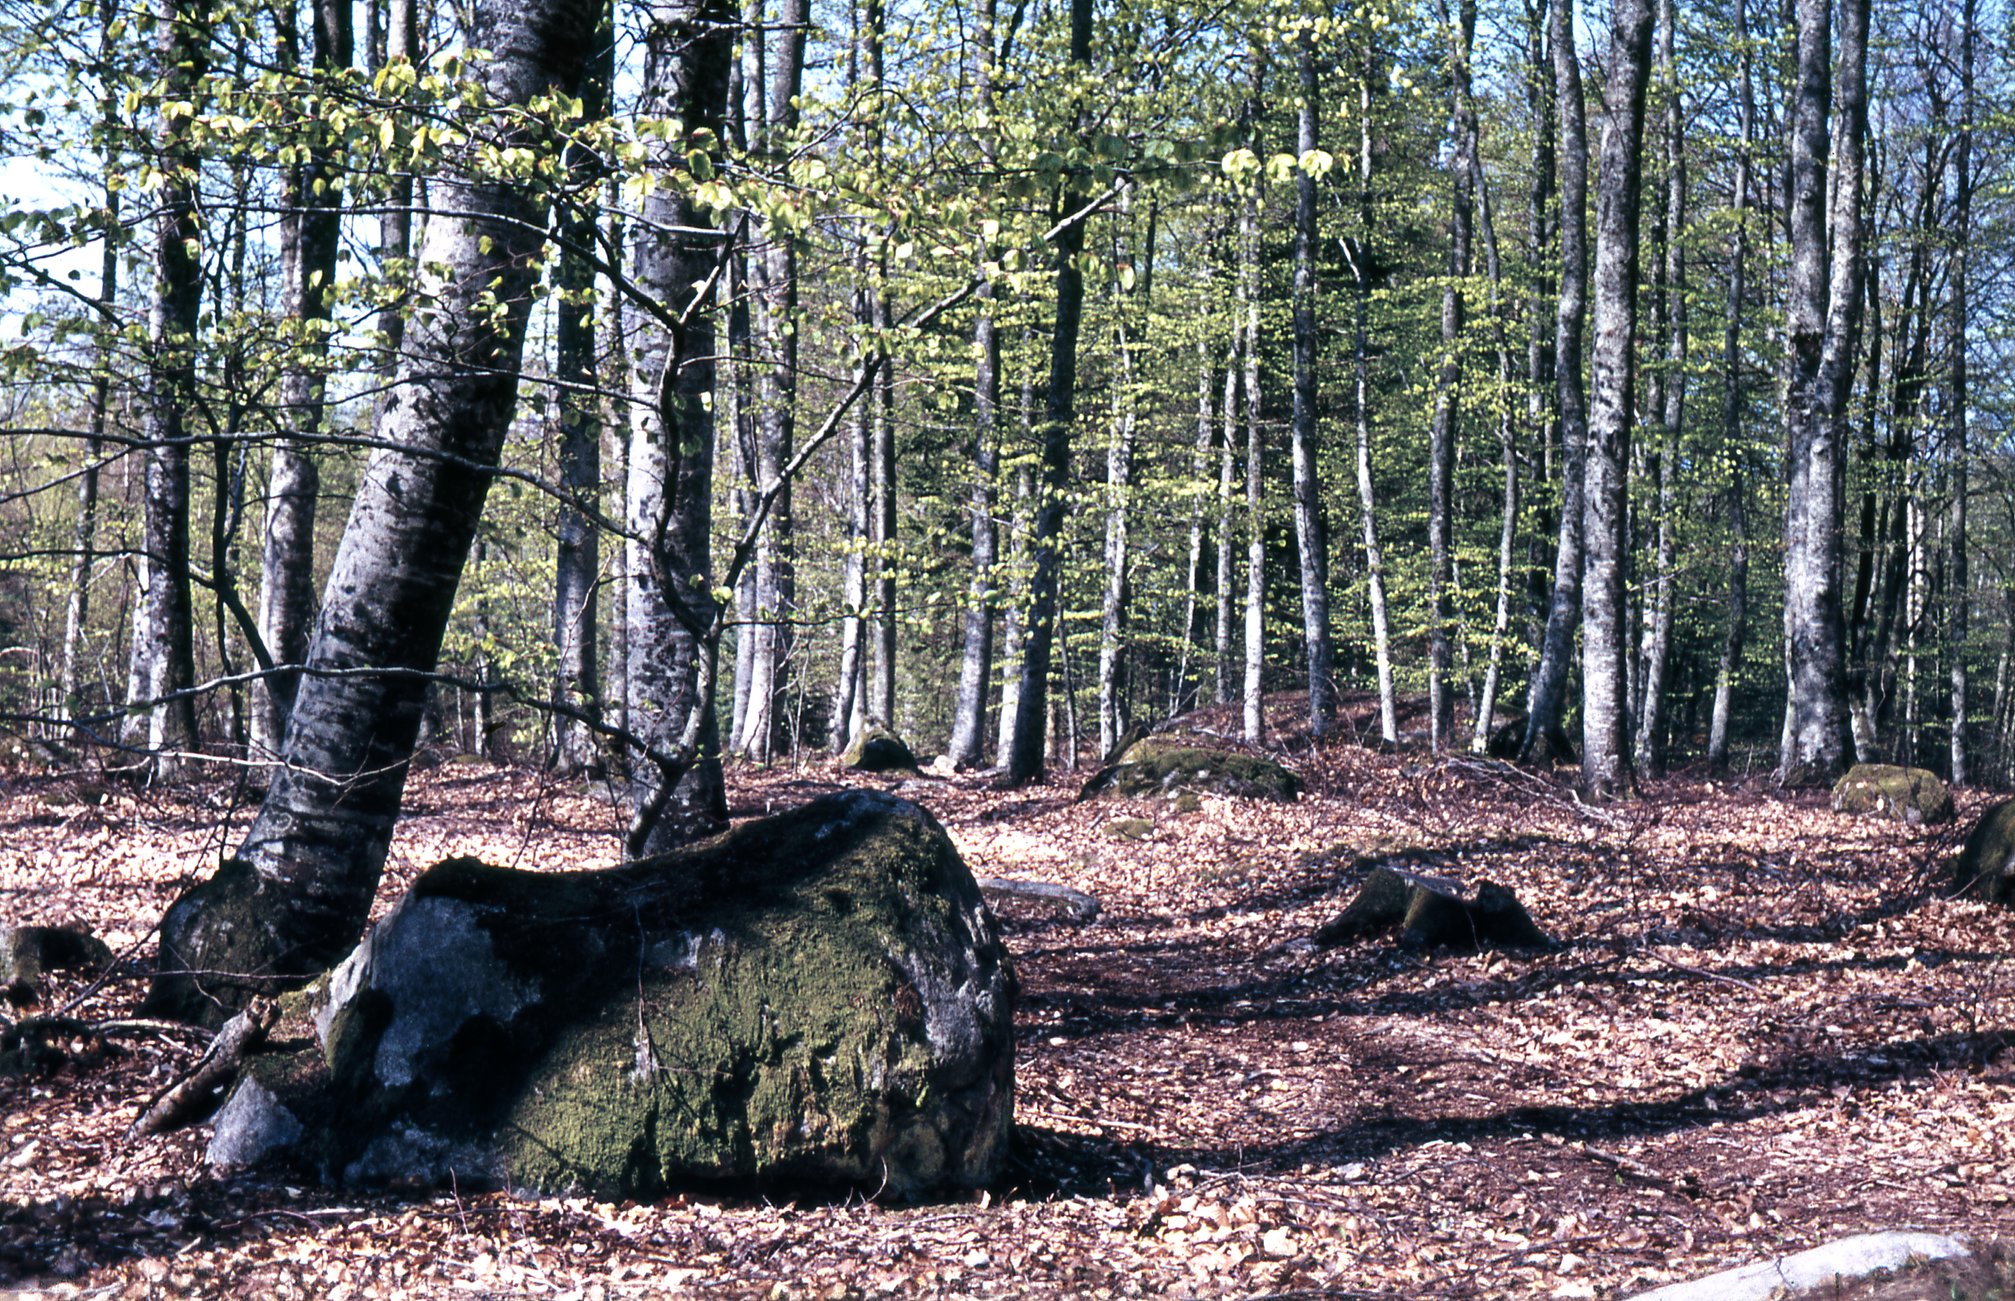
[{"left": 2, "top": 733, "right": 2012, "bottom": 1297}]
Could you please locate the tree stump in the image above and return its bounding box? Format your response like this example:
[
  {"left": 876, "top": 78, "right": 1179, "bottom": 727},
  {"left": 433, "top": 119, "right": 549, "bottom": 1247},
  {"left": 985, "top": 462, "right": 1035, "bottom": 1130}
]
[{"left": 1315, "top": 865, "right": 1549, "bottom": 952}]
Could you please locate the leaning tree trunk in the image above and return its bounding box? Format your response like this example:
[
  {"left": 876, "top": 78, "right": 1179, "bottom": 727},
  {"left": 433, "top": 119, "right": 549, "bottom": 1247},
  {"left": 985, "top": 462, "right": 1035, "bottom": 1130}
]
[
  {"left": 147, "top": 0, "right": 606, "bottom": 1026},
  {"left": 1289, "top": 29, "right": 1335, "bottom": 741},
  {"left": 125, "top": 0, "right": 209, "bottom": 772},
  {"left": 252, "top": 0, "right": 351, "bottom": 759},
  {"left": 1578, "top": 0, "right": 1655, "bottom": 795},
  {"left": 1778, "top": 0, "right": 1869, "bottom": 785},
  {"left": 1003, "top": 0, "right": 1094, "bottom": 785},
  {"left": 550, "top": 0, "right": 614, "bottom": 776},
  {"left": 1520, "top": 0, "right": 1588, "bottom": 763}
]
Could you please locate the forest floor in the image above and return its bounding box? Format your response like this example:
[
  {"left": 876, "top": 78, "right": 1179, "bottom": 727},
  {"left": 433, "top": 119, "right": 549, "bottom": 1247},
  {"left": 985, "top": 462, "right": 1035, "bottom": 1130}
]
[{"left": 3, "top": 699, "right": 2015, "bottom": 1298}]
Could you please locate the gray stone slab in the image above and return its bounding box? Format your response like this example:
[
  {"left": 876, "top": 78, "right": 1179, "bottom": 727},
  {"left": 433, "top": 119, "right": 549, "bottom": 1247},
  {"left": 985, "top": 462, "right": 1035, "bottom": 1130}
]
[{"left": 1626, "top": 1231, "right": 1973, "bottom": 1301}]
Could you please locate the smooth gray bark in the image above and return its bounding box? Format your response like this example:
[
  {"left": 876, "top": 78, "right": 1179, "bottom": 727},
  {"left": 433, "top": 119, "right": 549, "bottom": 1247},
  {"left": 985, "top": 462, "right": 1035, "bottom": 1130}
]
[
  {"left": 125, "top": 0, "right": 208, "bottom": 771},
  {"left": 623, "top": 0, "right": 736, "bottom": 849},
  {"left": 1778, "top": 0, "right": 1869, "bottom": 785},
  {"left": 1578, "top": 0, "right": 1654, "bottom": 794},
  {"left": 1632, "top": 0, "right": 1683, "bottom": 778},
  {"left": 549, "top": 1, "right": 614, "bottom": 776},
  {"left": 946, "top": 0, "right": 1001, "bottom": 767},
  {"left": 1289, "top": 29, "right": 1334, "bottom": 741},
  {"left": 1520, "top": 0, "right": 1587, "bottom": 763},
  {"left": 148, "top": 0, "right": 605, "bottom": 1023},
  {"left": 252, "top": 0, "right": 351, "bottom": 759},
  {"left": 1348, "top": 48, "right": 1397, "bottom": 745},
  {"left": 734, "top": 0, "right": 810, "bottom": 762}
]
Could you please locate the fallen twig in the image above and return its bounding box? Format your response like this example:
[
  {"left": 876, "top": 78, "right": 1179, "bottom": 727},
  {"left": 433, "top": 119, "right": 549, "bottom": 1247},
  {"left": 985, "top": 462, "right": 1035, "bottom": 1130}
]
[{"left": 129, "top": 997, "right": 277, "bottom": 1139}]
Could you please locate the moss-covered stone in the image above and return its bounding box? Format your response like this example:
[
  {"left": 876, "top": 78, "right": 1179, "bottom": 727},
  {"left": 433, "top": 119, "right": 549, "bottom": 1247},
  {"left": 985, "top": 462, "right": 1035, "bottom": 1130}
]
[
  {"left": 1831, "top": 763, "right": 1954, "bottom": 825},
  {"left": 1078, "top": 739, "right": 1301, "bottom": 804},
  {"left": 1955, "top": 799, "right": 2015, "bottom": 905},
  {"left": 840, "top": 726, "right": 918, "bottom": 773},
  {"left": 1104, "top": 818, "right": 1153, "bottom": 842},
  {"left": 205, "top": 791, "right": 1014, "bottom": 1201}
]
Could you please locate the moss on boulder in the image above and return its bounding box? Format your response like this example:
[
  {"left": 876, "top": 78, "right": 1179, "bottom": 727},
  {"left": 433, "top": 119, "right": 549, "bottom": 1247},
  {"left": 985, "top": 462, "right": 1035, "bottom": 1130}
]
[
  {"left": 841, "top": 726, "right": 918, "bottom": 774},
  {"left": 1830, "top": 764, "right": 1954, "bottom": 825},
  {"left": 1078, "top": 739, "right": 1301, "bottom": 804},
  {"left": 1955, "top": 799, "right": 2015, "bottom": 905},
  {"left": 204, "top": 791, "right": 1015, "bottom": 1200}
]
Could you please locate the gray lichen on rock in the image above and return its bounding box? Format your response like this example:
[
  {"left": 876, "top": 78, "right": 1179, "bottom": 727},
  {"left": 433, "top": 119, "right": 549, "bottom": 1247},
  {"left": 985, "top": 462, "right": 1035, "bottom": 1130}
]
[{"left": 203, "top": 790, "right": 1015, "bottom": 1201}]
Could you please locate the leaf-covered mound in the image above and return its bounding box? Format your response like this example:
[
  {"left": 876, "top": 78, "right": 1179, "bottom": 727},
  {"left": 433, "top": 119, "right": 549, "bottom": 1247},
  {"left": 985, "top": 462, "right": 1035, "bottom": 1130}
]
[
  {"left": 1830, "top": 763, "right": 1954, "bottom": 825},
  {"left": 1078, "top": 738, "right": 1302, "bottom": 804},
  {"left": 205, "top": 790, "right": 1016, "bottom": 1201}
]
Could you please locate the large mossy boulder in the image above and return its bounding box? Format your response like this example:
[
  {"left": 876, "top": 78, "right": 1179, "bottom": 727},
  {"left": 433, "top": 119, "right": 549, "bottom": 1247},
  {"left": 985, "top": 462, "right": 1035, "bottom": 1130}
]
[
  {"left": 1078, "top": 738, "right": 1301, "bottom": 804},
  {"left": 841, "top": 725, "right": 918, "bottom": 774},
  {"left": 1831, "top": 763, "right": 1954, "bottom": 825},
  {"left": 1955, "top": 799, "right": 2015, "bottom": 904},
  {"left": 204, "top": 791, "right": 1015, "bottom": 1200}
]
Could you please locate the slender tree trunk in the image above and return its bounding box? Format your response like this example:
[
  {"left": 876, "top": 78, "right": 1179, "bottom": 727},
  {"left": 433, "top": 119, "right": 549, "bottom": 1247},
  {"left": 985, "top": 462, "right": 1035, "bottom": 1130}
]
[
  {"left": 1466, "top": 130, "right": 1518, "bottom": 752},
  {"left": 1778, "top": 0, "right": 1869, "bottom": 785},
  {"left": 1004, "top": 0, "right": 1094, "bottom": 784},
  {"left": 1288, "top": 29, "right": 1334, "bottom": 741},
  {"left": 832, "top": 277, "right": 871, "bottom": 750},
  {"left": 1428, "top": 0, "right": 1476, "bottom": 751},
  {"left": 1521, "top": 0, "right": 1588, "bottom": 763},
  {"left": 1237, "top": 43, "right": 1267, "bottom": 746},
  {"left": 735, "top": 0, "right": 810, "bottom": 762},
  {"left": 1948, "top": 0, "right": 1974, "bottom": 784},
  {"left": 125, "top": 0, "right": 209, "bottom": 772},
  {"left": 996, "top": 441, "right": 1032, "bottom": 768},
  {"left": 1215, "top": 334, "right": 1239, "bottom": 707},
  {"left": 1349, "top": 49, "right": 1397, "bottom": 745},
  {"left": 549, "top": 0, "right": 613, "bottom": 776},
  {"left": 1708, "top": 0, "right": 1754, "bottom": 773},
  {"left": 623, "top": 0, "right": 735, "bottom": 847},
  {"left": 62, "top": 15, "right": 120, "bottom": 726},
  {"left": 869, "top": 273, "right": 898, "bottom": 725},
  {"left": 252, "top": 0, "right": 350, "bottom": 758},
  {"left": 1578, "top": 0, "right": 1655, "bottom": 794},
  {"left": 1632, "top": 0, "right": 1684, "bottom": 777},
  {"left": 947, "top": 0, "right": 1002, "bottom": 765},
  {"left": 1097, "top": 277, "right": 1137, "bottom": 756},
  {"left": 149, "top": 0, "right": 607, "bottom": 1024},
  {"left": 1175, "top": 331, "right": 1214, "bottom": 717}
]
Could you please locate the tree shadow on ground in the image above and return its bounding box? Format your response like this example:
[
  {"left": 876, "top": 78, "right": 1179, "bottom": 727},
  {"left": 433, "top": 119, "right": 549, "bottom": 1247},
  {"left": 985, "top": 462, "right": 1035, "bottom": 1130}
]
[{"left": 1008, "top": 1027, "right": 2015, "bottom": 1198}]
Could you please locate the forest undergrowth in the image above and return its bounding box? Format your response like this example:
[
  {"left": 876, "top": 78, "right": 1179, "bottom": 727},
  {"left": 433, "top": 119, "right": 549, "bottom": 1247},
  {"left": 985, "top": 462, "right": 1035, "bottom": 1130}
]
[{"left": 3, "top": 698, "right": 2014, "bottom": 1298}]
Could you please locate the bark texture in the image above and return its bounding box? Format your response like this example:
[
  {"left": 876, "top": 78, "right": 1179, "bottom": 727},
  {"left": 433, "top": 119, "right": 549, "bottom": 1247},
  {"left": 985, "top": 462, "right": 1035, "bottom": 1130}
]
[{"left": 148, "top": 0, "right": 604, "bottom": 1025}]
